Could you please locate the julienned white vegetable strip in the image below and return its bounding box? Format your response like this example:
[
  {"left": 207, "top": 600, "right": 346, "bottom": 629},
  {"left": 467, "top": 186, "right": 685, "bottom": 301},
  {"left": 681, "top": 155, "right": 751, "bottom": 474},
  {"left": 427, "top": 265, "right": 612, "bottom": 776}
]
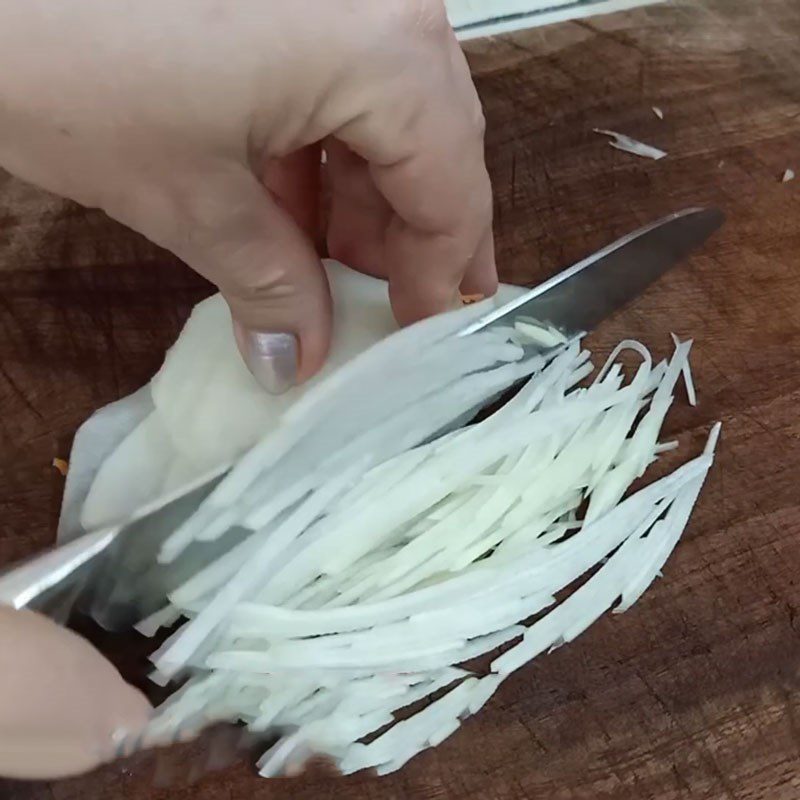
[
  {"left": 671, "top": 333, "right": 697, "bottom": 406},
  {"left": 139, "top": 313, "right": 719, "bottom": 778},
  {"left": 159, "top": 301, "right": 523, "bottom": 559},
  {"left": 594, "top": 128, "right": 668, "bottom": 161}
]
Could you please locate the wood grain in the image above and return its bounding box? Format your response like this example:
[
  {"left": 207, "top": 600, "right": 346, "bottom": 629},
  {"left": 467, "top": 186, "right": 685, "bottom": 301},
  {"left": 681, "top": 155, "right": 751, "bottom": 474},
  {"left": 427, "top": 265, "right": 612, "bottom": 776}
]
[{"left": 2, "top": 0, "right": 800, "bottom": 797}]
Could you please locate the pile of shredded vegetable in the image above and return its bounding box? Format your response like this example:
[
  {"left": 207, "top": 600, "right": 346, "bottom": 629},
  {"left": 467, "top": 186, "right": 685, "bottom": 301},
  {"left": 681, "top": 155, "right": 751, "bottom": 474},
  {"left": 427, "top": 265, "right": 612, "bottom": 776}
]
[{"left": 134, "top": 302, "right": 719, "bottom": 777}]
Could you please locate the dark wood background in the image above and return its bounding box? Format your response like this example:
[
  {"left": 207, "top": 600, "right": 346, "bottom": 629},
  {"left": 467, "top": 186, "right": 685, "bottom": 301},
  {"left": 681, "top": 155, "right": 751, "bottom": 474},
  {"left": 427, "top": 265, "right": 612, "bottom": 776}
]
[{"left": 3, "top": 0, "right": 800, "bottom": 797}]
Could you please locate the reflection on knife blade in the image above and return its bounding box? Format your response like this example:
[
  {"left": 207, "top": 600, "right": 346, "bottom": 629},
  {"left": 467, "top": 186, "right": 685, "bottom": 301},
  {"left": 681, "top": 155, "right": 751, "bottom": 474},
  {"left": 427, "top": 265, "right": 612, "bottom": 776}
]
[{"left": 459, "top": 207, "right": 724, "bottom": 338}]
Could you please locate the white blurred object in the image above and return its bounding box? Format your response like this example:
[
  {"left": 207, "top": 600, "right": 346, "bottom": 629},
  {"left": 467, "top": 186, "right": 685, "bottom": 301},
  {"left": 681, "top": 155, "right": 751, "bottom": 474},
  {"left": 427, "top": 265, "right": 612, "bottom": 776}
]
[
  {"left": 60, "top": 262, "right": 526, "bottom": 539},
  {"left": 449, "top": 0, "right": 661, "bottom": 40}
]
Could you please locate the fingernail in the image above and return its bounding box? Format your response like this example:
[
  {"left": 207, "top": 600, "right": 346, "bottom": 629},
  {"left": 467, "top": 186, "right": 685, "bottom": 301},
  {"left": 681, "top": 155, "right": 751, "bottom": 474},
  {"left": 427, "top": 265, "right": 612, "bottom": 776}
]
[{"left": 244, "top": 331, "right": 298, "bottom": 394}]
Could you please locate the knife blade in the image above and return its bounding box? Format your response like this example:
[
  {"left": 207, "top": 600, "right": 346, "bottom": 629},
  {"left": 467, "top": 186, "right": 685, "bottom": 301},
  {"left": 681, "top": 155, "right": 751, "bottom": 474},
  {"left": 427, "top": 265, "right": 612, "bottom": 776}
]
[
  {"left": 0, "top": 207, "right": 724, "bottom": 619},
  {"left": 459, "top": 207, "right": 724, "bottom": 338}
]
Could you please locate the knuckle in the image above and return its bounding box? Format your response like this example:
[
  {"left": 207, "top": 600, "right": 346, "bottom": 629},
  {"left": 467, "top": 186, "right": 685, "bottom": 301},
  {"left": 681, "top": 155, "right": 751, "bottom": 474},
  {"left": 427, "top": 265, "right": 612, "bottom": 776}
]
[{"left": 221, "top": 266, "right": 295, "bottom": 307}]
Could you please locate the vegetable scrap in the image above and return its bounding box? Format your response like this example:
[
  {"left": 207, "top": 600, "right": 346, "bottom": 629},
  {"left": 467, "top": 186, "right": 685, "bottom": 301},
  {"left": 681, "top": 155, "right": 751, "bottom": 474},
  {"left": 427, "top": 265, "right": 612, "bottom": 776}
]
[
  {"left": 670, "top": 333, "right": 697, "bottom": 406},
  {"left": 130, "top": 311, "right": 718, "bottom": 778},
  {"left": 594, "top": 128, "right": 667, "bottom": 161},
  {"left": 52, "top": 458, "right": 69, "bottom": 477}
]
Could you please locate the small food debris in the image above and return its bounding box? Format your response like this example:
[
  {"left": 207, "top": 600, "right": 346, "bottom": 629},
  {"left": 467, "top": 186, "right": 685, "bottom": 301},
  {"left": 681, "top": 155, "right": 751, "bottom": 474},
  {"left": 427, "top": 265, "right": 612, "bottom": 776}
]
[
  {"left": 652, "top": 106, "right": 664, "bottom": 120},
  {"left": 460, "top": 294, "right": 485, "bottom": 305},
  {"left": 670, "top": 332, "right": 697, "bottom": 406},
  {"left": 717, "top": 160, "right": 725, "bottom": 169},
  {"left": 515, "top": 319, "right": 568, "bottom": 349},
  {"left": 782, "top": 168, "right": 795, "bottom": 183},
  {"left": 593, "top": 129, "right": 667, "bottom": 161},
  {"left": 52, "top": 457, "right": 69, "bottom": 477},
  {"left": 143, "top": 330, "right": 720, "bottom": 778}
]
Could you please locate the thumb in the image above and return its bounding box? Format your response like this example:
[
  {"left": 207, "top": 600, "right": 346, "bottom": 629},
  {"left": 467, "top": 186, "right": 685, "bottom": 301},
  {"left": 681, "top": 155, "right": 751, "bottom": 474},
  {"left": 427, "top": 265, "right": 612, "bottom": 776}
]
[
  {"left": 126, "top": 165, "right": 332, "bottom": 392},
  {"left": 0, "top": 607, "right": 151, "bottom": 779}
]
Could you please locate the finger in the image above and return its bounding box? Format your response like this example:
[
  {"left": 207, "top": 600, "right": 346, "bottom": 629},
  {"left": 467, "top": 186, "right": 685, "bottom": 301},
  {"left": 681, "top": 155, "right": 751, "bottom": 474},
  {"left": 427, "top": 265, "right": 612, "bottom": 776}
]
[
  {"left": 0, "top": 608, "right": 151, "bottom": 779},
  {"left": 461, "top": 223, "right": 498, "bottom": 298},
  {"left": 115, "top": 164, "right": 332, "bottom": 390},
  {"left": 325, "top": 138, "right": 391, "bottom": 278},
  {"left": 335, "top": 23, "right": 496, "bottom": 325},
  {"left": 262, "top": 144, "right": 322, "bottom": 246}
]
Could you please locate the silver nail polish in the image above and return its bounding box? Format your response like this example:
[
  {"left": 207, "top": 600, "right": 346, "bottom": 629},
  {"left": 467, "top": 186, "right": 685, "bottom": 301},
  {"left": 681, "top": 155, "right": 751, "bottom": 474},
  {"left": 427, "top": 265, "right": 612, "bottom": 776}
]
[{"left": 245, "top": 331, "right": 298, "bottom": 395}]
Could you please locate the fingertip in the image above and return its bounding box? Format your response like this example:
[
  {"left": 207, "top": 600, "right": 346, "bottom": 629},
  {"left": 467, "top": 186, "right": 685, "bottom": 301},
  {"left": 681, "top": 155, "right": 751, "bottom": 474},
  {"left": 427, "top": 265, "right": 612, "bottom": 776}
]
[
  {"left": 233, "top": 323, "right": 299, "bottom": 395},
  {"left": 383, "top": 218, "right": 497, "bottom": 326},
  {"left": 461, "top": 264, "right": 499, "bottom": 299},
  {"left": 209, "top": 184, "right": 332, "bottom": 387},
  {"left": 104, "top": 686, "right": 152, "bottom": 758},
  {"left": 122, "top": 683, "right": 153, "bottom": 723},
  {"left": 228, "top": 282, "right": 331, "bottom": 391}
]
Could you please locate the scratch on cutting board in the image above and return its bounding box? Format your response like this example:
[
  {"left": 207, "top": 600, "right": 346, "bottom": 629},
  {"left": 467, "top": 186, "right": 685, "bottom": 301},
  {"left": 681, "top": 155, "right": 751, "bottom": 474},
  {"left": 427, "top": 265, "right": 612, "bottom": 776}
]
[{"left": 0, "top": 362, "right": 43, "bottom": 420}]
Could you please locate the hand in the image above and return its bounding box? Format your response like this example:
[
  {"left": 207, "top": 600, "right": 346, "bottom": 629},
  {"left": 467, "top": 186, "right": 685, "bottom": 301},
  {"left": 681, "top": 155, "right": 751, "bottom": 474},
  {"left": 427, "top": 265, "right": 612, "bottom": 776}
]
[
  {"left": 0, "top": 0, "right": 497, "bottom": 392},
  {"left": 0, "top": 607, "right": 150, "bottom": 779}
]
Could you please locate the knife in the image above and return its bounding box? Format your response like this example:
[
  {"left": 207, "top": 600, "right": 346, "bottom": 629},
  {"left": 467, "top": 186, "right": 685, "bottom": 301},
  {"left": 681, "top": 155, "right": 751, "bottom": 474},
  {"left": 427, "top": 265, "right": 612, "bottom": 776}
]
[
  {"left": 0, "top": 207, "right": 724, "bottom": 616},
  {"left": 460, "top": 207, "right": 723, "bottom": 337}
]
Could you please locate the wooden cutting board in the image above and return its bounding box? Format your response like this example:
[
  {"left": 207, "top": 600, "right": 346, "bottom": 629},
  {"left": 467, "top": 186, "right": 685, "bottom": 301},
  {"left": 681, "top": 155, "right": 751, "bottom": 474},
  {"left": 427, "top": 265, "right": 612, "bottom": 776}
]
[{"left": 2, "top": 0, "right": 800, "bottom": 797}]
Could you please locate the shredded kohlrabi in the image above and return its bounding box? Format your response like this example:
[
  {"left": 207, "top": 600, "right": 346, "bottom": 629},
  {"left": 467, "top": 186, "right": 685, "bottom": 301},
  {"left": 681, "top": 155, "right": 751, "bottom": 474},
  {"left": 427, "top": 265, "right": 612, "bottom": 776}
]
[
  {"left": 136, "top": 312, "right": 719, "bottom": 778},
  {"left": 594, "top": 128, "right": 667, "bottom": 160}
]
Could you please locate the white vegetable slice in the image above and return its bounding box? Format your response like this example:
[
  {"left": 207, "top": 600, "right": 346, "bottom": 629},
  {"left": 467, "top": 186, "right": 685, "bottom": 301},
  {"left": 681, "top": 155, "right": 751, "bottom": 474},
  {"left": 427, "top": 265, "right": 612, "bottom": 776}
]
[
  {"left": 616, "top": 422, "right": 720, "bottom": 611},
  {"left": 257, "top": 730, "right": 308, "bottom": 778},
  {"left": 164, "top": 328, "right": 532, "bottom": 557},
  {"left": 87, "top": 271, "right": 521, "bottom": 560},
  {"left": 428, "top": 718, "right": 462, "bottom": 747},
  {"left": 671, "top": 333, "right": 697, "bottom": 406},
  {"left": 139, "top": 328, "right": 719, "bottom": 778},
  {"left": 340, "top": 678, "right": 478, "bottom": 774},
  {"left": 515, "top": 319, "right": 568, "bottom": 349},
  {"left": 81, "top": 413, "right": 175, "bottom": 531},
  {"left": 154, "top": 462, "right": 365, "bottom": 676},
  {"left": 204, "top": 298, "right": 501, "bottom": 510},
  {"left": 468, "top": 674, "right": 505, "bottom": 715},
  {"left": 134, "top": 604, "right": 182, "bottom": 638},
  {"left": 594, "top": 128, "right": 667, "bottom": 160},
  {"left": 168, "top": 532, "right": 266, "bottom": 606}
]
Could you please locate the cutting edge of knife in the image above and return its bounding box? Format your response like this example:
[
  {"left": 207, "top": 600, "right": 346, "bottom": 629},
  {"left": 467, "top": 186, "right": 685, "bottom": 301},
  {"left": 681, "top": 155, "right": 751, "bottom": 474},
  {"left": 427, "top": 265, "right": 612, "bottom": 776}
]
[
  {"left": 0, "top": 528, "right": 118, "bottom": 609},
  {"left": 0, "top": 463, "right": 229, "bottom": 611},
  {"left": 1, "top": 208, "right": 725, "bottom": 611},
  {"left": 457, "top": 206, "right": 723, "bottom": 337}
]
